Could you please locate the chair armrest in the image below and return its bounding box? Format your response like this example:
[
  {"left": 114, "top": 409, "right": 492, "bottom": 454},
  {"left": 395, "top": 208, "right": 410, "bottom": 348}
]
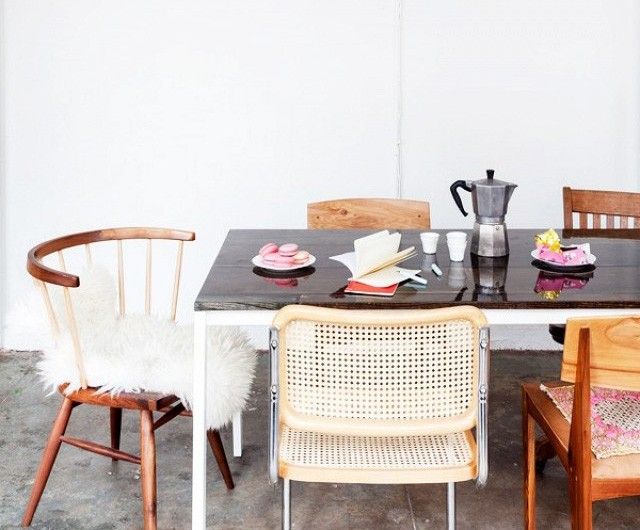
[
  {"left": 269, "top": 327, "right": 280, "bottom": 484},
  {"left": 477, "top": 326, "right": 490, "bottom": 487}
]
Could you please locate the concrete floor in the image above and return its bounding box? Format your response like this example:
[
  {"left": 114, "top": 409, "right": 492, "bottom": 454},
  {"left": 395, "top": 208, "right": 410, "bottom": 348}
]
[{"left": 1, "top": 349, "right": 639, "bottom": 529}]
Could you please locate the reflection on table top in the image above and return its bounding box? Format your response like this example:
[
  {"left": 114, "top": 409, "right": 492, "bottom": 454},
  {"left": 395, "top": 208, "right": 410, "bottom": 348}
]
[{"left": 195, "top": 229, "right": 640, "bottom": 311}]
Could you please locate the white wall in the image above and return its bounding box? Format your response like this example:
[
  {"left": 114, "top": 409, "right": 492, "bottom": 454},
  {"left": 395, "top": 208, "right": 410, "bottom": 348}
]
[
  {"left": 402, "top": 1, "right": 640, "bottom": 226},
  {"left": 2, "top": 1, "right": 639, "bottom": 347}
]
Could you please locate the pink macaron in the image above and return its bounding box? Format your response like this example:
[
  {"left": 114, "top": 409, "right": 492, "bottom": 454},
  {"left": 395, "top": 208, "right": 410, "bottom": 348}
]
[
  {"left": 274, "top": 254, "right": 295, "bottom": 264},
  {"left": 278, "top": 243, "right": 299, "bottom": 257},
  {"left": 262, "top": 252, "right": 279, "bottom": 263},
  {"left": 293, "top": 250, "right": 310, "bottom": 264},
  {"left": 259, "top": 242, "right": 279, "bottom": 256}
]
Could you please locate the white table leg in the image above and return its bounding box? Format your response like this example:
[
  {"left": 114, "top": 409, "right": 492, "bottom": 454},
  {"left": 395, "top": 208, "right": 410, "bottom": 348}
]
[
  {"left": 232, "top": 411, "right": 243, "bottom": 457},
  {"left": 192, "top": 311, "right": 208, "bottom": 529}
]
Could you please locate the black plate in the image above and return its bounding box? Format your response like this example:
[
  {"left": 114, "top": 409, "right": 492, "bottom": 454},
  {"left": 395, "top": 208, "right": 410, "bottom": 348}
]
[{"left": 531, "top": 259, "right": 596, "bottom": 275}]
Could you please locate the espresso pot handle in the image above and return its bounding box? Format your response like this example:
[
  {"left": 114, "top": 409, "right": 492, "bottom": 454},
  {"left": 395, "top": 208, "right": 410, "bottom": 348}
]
[{"left": 450, "top": 180, "right": 472, "bottom": 217}]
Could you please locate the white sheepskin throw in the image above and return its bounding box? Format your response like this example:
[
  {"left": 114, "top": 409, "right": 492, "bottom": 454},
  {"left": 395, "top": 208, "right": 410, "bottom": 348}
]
[{"left": 12, "top": 266, "right": 257, "bottom": 430}]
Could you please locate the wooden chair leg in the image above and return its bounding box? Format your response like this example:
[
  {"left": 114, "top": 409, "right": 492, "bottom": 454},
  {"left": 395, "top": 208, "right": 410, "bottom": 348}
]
[
  {"left": 207, "top": 429, "right": 235, "bottom": 489},
  {"left": 22, "top": 397, "right": 74, "bottom": 527},
  {"left": 110, "top": 407, "right": 123, "bottom": 460},
  {"left": 139, "top": 410, "right": 157, "bottom": 530},
  {"left": 522, "top": 393, "right": 536, "bottom": 530},
  {"left": 569, "top": 475, "right": 593, "bottom": 530},
  {"left": 569, "top": 327, "right": 593, "bottom": 530}
]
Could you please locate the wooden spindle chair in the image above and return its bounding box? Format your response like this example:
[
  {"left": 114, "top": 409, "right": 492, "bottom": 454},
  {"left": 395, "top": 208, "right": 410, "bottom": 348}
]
[{"left": 22, "top": 227, "right": 234, "bottom": 530}]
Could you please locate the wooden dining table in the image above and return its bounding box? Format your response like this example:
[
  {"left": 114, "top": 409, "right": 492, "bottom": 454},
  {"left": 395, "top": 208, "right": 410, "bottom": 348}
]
[{"left": 190, "top": 227, "right": 640, "bottom": 528}]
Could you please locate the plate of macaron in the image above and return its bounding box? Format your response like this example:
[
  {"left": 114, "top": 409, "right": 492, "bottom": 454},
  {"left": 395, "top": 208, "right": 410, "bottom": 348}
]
[{"left": 252, "top": 242, "right": 315, "bottom": 272}]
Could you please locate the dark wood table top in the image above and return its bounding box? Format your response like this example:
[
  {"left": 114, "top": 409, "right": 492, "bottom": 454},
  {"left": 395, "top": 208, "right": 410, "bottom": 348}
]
[{"left": 195, "top": 228, "right": 640, "bottom": 311}]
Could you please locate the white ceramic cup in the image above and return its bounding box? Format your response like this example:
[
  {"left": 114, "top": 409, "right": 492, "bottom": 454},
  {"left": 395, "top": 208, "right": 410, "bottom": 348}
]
[
  {"left": 420, "top": 232, "right": 440, "bottom": 254},
  {"left": 446, "top": 231, "right": 468, "bottom": 262}
]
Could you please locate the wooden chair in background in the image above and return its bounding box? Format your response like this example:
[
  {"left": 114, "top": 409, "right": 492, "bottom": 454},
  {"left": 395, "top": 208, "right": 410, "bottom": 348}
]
[
  {"left": 563, "top": 187, "right": 640, "bottom": 229},
  {"left": 22, "top": 228, "right": 234, "bottom": 530},
  {"left": 548, "top": 187, "right": 640, "bottom": 346},
  {"left": 522, "top": 316, "right": 640, "bottom": 529},
  {"left": 269, "top": 305, "right": 490, "bottom": 530},
  {"left": 307, "top": 198, "right": 430, "bottom": 229}
]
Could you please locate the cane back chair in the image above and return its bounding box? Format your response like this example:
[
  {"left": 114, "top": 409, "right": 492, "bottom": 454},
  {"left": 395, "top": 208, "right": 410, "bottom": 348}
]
[
  {"left": 22, "top": 227, "right": 234, "bottom": 529},
  {"left": 269, "top": 305, "right": 490, "bottom": 530},
  {"left": 522, "top": 316, "right": 640, "bottom": 529},
  {"left": 307, "top": 198, "right": 431, "bottom": 230}
]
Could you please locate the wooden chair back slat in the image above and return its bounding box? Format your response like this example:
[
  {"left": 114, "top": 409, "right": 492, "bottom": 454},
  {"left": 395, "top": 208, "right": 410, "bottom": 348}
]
[
  {"left": 561, "top": 315, "right": 640, "bottom": 390},
  {"left": 563, "top": 187, "right": 640, "bottom": 229},
  {"left": 562, "top": 186, "right": 574, "bottom": 228},
  {"left": 606, "top": 215, "right": 614, "bottom": 229},
  {"left": 145, "top": 240, "right": 152, "bottom": 315},
  {"left": 27, "top": 227, "right": 196, "bottom": 389},
  {"left": 578, "top": 212, "right": 588, "bottom": 229},
  {"left": 117, "top": 240, "right": 125, "bottom": 317},
  {"left": 170, "top": 241, "right": 184, "bottom": 322},
  {"left": 57, "top": 251, "right": 67, "bottom": 273},
  {"left": 307, "top": 198, "right": 430, "bottom": 230},
  {"left": 37, "top": 280, "right": 60, "bottom": 337},
  {"left": 84, "top": 244, "right": 93, "bottom": 266},
  {"left": 62, "top": 286, "right": 88, "bottom": 388}
]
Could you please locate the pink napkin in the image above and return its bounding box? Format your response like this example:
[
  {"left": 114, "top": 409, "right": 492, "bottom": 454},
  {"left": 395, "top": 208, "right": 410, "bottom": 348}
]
[{"left": 537, "top": 244, "right": 591, "bottom": 266}]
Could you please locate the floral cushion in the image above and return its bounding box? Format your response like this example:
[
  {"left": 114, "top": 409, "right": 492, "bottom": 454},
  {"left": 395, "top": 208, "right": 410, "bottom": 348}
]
[{"left": 541, "top": 384, "right": 640, "bottom": 459}]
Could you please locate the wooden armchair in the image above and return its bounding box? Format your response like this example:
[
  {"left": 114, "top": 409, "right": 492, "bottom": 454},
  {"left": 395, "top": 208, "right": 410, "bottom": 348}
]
[
  {"left": 522, "top": 316, "right": 640, "bottom": 529},
  {"left": 307, "top": 198, "right": 430, "bottom": 229},
  {"left": 22, "top": 227, "right": 234, "bottom": 529}
]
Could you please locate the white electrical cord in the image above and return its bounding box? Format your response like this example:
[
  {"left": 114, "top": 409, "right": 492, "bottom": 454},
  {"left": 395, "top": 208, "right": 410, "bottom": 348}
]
[{"left": 395, "top": 0, "right": 403, "bottom": 199}]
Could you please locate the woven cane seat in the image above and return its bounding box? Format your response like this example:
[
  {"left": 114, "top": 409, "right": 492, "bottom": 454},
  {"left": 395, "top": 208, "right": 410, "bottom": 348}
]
[{"left": 279, "top": 425, "right": 477, "bottom": 484}]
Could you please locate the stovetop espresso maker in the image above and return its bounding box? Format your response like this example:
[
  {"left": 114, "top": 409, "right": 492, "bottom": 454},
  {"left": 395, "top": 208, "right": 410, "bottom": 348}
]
[{"left": 450, "top": 169, "right": 517, "bottom": 257}]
